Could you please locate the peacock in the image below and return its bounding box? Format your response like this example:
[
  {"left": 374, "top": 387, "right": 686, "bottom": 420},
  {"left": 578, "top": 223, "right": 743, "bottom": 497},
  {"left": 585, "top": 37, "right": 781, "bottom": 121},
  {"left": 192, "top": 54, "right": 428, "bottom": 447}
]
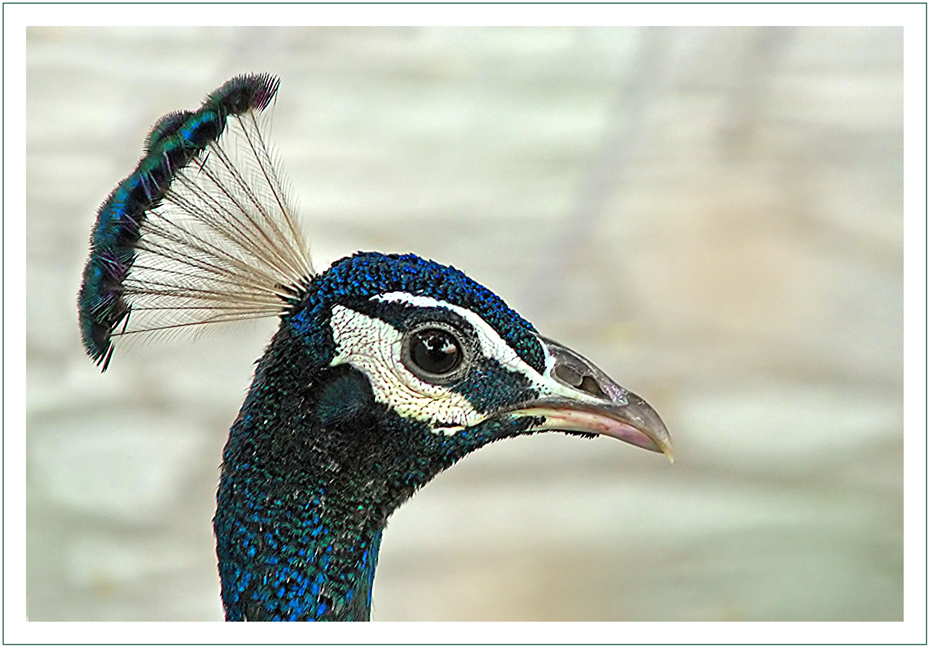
[{"left": 78, "top": 73, "right": 672, "bottom": 622}]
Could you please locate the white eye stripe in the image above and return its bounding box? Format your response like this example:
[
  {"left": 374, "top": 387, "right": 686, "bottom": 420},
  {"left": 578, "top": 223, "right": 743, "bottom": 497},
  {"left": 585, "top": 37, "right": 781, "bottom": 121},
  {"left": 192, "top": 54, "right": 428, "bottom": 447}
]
[
  {"left": 375, "top": 292, "right": 539, "bottom": 383},
  {"left": 374, "top": 292, "right": 613, "bottom": 406}
]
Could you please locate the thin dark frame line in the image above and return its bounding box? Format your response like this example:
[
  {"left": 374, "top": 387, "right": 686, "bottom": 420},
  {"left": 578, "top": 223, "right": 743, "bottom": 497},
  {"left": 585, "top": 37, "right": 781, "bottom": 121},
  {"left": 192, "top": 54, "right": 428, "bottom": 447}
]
[{"left": 10, "top": 14, "right": 925, "bottom": 642}]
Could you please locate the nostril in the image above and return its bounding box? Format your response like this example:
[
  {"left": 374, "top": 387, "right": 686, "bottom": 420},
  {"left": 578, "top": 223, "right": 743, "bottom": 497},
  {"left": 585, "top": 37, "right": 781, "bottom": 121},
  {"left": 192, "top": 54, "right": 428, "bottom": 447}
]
[
  {"left": 578, "top": 375, "right": 607, "bottom": 400},
  {"left": 553, "top": 364, "right": 583, "bottom": 387},
  {"left": 553, "top": 363, "right": 609, "bottom": 400}
]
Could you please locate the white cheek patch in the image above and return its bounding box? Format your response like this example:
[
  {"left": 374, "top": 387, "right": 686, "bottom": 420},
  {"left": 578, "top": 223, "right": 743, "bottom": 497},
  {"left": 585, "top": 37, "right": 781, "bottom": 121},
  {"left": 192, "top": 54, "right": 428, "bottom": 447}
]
[{"left": 329, "top": 305, "right": 484, "bottom": 432}]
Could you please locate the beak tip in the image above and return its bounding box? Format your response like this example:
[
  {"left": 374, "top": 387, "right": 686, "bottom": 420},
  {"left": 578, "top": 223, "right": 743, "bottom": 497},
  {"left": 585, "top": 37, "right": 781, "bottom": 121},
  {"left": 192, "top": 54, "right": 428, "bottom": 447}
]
[{"left": 649, "top": 434, "right": 674, "bottom": 463}]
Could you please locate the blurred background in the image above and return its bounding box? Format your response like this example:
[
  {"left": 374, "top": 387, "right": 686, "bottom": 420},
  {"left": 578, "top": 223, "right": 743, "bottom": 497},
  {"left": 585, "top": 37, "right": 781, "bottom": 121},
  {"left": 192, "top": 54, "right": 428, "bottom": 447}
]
[{"left": 26, "top": 26, "right": 902, "bottom": 621}]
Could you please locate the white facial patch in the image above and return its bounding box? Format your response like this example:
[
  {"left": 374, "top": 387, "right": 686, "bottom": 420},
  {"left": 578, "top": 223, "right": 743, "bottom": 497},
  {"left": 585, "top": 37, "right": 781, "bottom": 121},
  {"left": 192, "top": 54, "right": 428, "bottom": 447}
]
[
  {"left": 329, "top": 304, "right": 484, "bottom": 432},
  {"left": 328, "top": 292, "right": 612, "bottom": 436}
]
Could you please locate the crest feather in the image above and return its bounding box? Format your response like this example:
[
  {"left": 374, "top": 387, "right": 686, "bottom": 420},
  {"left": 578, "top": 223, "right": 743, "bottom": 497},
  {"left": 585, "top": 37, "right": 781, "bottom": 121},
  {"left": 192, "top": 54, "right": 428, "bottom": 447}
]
[{"left": 78, "top": 73, "right": 314, "bottom": 370}]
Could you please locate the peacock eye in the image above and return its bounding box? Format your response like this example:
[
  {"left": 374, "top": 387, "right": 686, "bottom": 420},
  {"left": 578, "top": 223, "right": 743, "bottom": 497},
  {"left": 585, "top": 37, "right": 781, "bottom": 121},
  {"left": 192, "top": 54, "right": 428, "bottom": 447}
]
[
  {"left": 409, "top": 328, "right": 461, "bottom": 375},
  {"left": 399, "top": 321, "right": 474, "bottom": 385}
]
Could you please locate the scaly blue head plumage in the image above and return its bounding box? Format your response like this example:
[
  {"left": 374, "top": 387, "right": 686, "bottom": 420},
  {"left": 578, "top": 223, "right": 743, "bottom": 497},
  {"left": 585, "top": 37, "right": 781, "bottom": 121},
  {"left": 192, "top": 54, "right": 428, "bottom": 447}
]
[{"left": 78, "top": 74, "right": 672, "bottom": 622}]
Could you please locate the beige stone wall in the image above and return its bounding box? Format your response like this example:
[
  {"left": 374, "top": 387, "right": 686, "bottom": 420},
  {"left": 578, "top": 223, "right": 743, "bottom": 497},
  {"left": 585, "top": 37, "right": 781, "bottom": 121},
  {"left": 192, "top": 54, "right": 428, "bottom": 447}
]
[{"left": 26, "top": 26, "right": 902, "bottom": 621}]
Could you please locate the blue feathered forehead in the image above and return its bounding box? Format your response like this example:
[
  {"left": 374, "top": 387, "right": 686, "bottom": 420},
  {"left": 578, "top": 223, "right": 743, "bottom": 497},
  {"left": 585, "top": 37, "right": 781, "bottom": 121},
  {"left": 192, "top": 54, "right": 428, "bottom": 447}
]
[{"left": 291, "top": 252, "right": 546, "bottom": 374}]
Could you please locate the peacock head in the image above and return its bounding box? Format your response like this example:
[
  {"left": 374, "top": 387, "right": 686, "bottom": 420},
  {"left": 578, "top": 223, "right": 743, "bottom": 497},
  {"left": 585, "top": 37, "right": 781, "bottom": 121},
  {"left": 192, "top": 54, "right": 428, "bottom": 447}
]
[{"left": 267, "top": 251, "right": 671, "bottom": 510}]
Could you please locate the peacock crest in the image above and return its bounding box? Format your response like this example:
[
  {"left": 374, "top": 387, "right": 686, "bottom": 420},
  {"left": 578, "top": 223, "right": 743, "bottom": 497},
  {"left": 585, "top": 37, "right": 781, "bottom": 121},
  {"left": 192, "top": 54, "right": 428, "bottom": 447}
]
[{"left": 79, "top": 74, "right": 312, "bottom": 370}]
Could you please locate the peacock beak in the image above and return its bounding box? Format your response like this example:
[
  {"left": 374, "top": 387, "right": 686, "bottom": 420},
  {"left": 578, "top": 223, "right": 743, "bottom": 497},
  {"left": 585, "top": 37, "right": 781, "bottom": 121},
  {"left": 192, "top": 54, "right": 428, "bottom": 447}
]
[{"left": 503, "top": 337, "right": 673, "bottom": 462}]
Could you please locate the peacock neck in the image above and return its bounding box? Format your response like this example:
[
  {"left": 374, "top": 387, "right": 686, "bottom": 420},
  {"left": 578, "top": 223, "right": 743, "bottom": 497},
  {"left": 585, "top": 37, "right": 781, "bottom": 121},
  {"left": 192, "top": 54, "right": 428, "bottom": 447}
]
[
  {"left": 215, "top": 462, "right": 385, "bottom": 621},
  {"left": 213, "top": 324, "right": 390, "bottom": 621}
]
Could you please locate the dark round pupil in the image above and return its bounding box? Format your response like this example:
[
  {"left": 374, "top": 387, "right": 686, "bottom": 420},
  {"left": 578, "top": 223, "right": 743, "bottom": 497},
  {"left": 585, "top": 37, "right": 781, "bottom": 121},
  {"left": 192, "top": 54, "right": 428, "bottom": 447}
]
[{"left": 411, "top": 329, "right": 461, "bottom": 374}]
